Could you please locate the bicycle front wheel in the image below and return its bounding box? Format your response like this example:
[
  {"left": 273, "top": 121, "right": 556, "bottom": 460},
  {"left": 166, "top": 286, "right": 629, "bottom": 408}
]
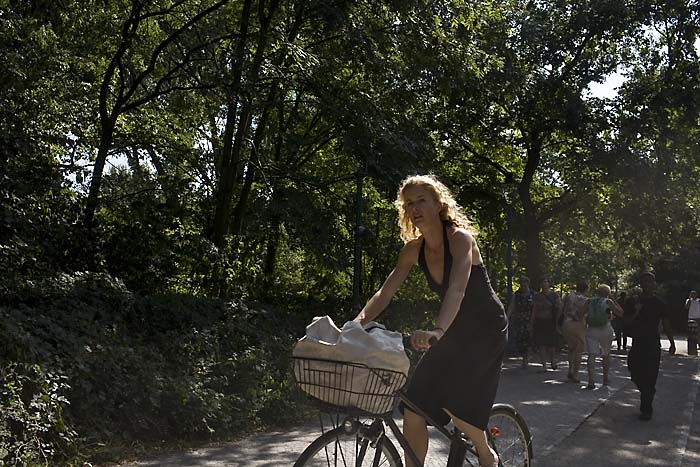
[
  {"left": 294, "top": 425, "right": 402, "bottom": 467},
  {"left": 488, "top": 404, "right": 533, "bottom": 467}
]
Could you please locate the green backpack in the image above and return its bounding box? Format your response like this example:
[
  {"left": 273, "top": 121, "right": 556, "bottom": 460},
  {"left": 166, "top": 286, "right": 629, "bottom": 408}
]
[{"left": 586, "top": 297, "right": 610, "bottom": 328}]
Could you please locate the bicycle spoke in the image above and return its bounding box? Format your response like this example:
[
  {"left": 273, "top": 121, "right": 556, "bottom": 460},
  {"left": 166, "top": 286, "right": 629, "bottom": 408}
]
[
  {"left": 296, "top": 426, "right": 401, "bottom": 467},
  {"left": 487, "top": 407, "right": 532, "bottom": 467}
]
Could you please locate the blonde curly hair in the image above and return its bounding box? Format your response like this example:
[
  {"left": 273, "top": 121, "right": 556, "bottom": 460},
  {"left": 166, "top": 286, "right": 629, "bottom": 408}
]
[{"left": 395, "top": 174, "right": 477, "bottom": 243}]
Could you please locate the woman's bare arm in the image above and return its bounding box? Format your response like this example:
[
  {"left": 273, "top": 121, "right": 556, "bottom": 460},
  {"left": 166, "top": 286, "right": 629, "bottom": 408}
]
[{"left": 354, "top": 240, "right": 419, "bottom": 325}]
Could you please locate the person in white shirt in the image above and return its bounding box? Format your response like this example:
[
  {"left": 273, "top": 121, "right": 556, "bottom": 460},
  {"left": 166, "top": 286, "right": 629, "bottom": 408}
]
[
  {"left": 686, "top": 291, "right": 700, "bottom": 319},
  {"left": 685, "top": 290, "right": 700, "bottom": 351}
]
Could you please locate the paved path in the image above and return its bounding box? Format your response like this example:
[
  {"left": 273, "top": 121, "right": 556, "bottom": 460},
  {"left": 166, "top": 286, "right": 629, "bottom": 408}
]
[
  {"left": 536, "top": 339, "right": 700, "bottom": 467},
  {"left": 113, "top": 338, "right": 700, "bottom": 466}
]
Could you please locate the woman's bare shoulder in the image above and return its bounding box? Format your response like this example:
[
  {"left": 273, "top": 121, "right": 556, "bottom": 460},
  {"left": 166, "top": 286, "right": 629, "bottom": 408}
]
[
  {"left": 398, "top": 238, "right": 421, "bottom": 264},
  {"left": 446, "top": 225, "right": 481, "bottom": 263},
  {"left": 446, "top": 225, "right": 475, "bottom": 245}
]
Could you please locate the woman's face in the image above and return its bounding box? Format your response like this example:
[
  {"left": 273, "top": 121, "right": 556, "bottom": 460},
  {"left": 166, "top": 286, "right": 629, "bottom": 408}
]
[{"left": 402, "top": 184, "right": 442, "bottom": 229}]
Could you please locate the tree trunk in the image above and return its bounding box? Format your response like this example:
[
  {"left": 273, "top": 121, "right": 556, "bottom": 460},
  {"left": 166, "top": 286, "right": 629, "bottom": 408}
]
[
  {"left": 146, "top": 146, "right": 181, "bottom": 213},
  {"left": 127, "top": 146, "right": 142, "bottom": 177},
  {"left": 230, "top": 161, "right": 255, "bottom": 236},
  {"left": 263, "top": 225, "right": 280, "bottom": 279},
  {"left": 210, "top": 0, "right": 279, "bottom": 248},
  {"left": 523, "top": 213, "right": 544, "bottom": 287},
  {"left": 519, "top": 134, "right": 545, "bottom": 286},
  {"left": 84, "top": 122, "right": 115, "bottom": 228},
  {"left": 211, "top": 105, "right": 253, "bottom": 247},
  {"left": 230, "top": 89, "right": 276, "bottom": 236}
]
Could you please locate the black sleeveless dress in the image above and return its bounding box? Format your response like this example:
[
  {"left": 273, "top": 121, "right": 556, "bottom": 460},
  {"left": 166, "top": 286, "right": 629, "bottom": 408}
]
[{"left": 404, "top": 222, "right": 508, "bottom": 430}]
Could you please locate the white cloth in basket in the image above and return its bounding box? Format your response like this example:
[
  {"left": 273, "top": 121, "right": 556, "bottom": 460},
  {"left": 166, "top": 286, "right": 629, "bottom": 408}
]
[{"left": 293, "top": 316, "right": 409, "bottom": 413}]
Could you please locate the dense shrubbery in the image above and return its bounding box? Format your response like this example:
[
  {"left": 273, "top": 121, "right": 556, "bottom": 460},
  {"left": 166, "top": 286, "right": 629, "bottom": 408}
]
[
  {"left": 0, "top": 272, "right": 309, "bottom": 466},
  {"left": 0, "top": 363, "right": 77, "bottom": 466}
]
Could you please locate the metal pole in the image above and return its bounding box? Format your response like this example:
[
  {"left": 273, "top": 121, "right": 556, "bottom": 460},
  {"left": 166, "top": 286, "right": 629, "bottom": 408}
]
[
  {"left": 504, "top": 174, "right": 515, "bottom": 305},
  {"left": 506, "top": 203, "right": 514, "bottom": 304},
  {"left": 352, "top": 168, "right": 364, "bottom": 314}
]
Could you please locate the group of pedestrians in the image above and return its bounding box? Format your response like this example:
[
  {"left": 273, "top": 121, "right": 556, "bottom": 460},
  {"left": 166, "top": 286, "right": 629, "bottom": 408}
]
[
  {"left": 507, "top": 278, "right": 621, "bottom": 386},
  {"left": 506, "top": 277, "right": 562, "bottom": 371},
  {"left": 507, "top": 272, "right": 677, "bottom": 421}
]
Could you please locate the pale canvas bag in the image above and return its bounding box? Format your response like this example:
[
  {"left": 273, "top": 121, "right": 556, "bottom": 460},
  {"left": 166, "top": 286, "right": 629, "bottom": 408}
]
[{"left": 293, "top": 316, "right": 409, "bottom": 413}]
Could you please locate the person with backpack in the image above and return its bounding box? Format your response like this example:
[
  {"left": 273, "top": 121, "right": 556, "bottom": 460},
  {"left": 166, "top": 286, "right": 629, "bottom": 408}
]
[
  {"left": 585, "top": 284, "right": 623, "bottom": 389},
  {"left": 560, "top": 281, "right": 589, "bottom": 383},
  {"left": 531, "top": 278, "right": 562, "bottom": 372}
]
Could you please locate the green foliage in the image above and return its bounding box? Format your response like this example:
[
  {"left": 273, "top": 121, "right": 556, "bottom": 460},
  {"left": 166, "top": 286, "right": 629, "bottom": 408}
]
[
  {"left": 0, "top": 272, "right": 305, "bottom": 465},
  {"left": 0, "top": 363, "right": 77, "bottom": 467}
]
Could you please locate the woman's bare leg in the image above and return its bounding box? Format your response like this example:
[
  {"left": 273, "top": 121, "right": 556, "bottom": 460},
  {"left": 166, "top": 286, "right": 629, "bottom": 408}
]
[
  {"left": 587, "top": 353, "right": 596, "bottom": 386},
  {"left": 571, "top": 350, "right": 582, "bottom": 381},
  {"left": 403, "top": 409, "right": 428, "bottom": 467},
  {"left": 538, "top": 347, "right": 548, "bottom": 370},
  {"left": 567, "top": 344, "right": 575, "bottom": 378},
  {"left": 602, "top": 355, "right": 611, "bottom": 385},
  {"left": 447, "top": 411, "right": 497, "bottom": 467}
]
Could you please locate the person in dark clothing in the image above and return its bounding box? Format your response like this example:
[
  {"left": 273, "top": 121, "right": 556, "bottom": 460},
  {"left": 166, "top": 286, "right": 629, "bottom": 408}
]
[
  {"left": 623, "top": 272, "right": 676, "bottom": 421},
  {"left": 531, "top": 278, "right": 562, "bottom": 371},
  {"left": 506, "top": 277, "right": 534, "bottom": 368},
  {"left": 612, "top": 291, "right": 628, "bottom": 350},
  {"left": 355, "top": 175, "right": 507, "bottom": 467}
]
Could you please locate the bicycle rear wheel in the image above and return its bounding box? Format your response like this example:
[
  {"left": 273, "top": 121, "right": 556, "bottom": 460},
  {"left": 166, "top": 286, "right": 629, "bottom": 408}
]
[
  {"left": 294, "top": 425, "right": 402, "bottom": 467},
  {"left": 487, "top": 404, "right": 533, "bottom": 467}
]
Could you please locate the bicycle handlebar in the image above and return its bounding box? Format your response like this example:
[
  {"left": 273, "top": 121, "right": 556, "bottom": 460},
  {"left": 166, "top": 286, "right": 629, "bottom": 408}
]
[{"left": 402, "top": 334, "right": 439, "bottom": 351}]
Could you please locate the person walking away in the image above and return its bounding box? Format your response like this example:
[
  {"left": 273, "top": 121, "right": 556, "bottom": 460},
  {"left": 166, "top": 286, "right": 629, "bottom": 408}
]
[
  {"left": 560, "top": 281, "right": 589, "bottom": 383},
  {"left": 623, "top": 272, "right": 676, "bottom": 421},
  {"left": 612, "top": 291, "right": 628, "bottom": 351},
  {"left": 584, "top": 284, "right": 622, "bottom": 388},
  {"left": 354, "top": 174, "right": 508, "bottom": 467},
  {"left": 685, "top": 290, "right": 700, "bottom": 351},
  {"left": 531, "top": 278, "right": 562, "bottom": 371},
  {"left": 507, "top": 277, "right": 534, "bottom": 368}
]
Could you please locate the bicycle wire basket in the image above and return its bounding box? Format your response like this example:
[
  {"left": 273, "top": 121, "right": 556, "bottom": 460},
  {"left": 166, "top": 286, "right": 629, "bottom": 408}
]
[{"left": 292, "top": 357, "right": 408, "bottom": 416}]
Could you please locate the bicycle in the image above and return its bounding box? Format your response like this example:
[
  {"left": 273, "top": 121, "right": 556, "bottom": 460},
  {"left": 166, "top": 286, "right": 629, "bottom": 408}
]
[{"left": 292, "top": 337, "right": 533, "bottom": 467}]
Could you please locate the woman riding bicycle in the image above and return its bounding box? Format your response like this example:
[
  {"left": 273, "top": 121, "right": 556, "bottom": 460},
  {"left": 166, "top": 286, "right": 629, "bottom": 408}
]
[{"left": 354, "top": 174, "right": 508, "bottom": 467}]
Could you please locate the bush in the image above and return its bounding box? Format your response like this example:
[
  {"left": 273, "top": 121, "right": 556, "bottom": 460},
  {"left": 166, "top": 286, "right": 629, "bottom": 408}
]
[
  {"left": 0, "top": 272, "right": 305, "bottom": 465},
  {"left": 0, "top": 363, "right": 77, "bottom": 466}
]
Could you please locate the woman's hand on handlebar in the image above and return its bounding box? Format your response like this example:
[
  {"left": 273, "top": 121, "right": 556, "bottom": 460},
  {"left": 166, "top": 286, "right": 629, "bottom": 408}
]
[{"left": 410, "top": 329, "right": 441, "bottom": 351}]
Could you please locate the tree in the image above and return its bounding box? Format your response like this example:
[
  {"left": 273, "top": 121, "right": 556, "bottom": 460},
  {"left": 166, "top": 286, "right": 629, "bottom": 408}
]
[
  {"left": 78, "top": 0, "right": 233, "bottom": 228},
  {"left": 607, "top": 0, "right": 700, "bottom": 281},
  {"left": 426, "top": 0, "right": 653, "bottom": 285}
]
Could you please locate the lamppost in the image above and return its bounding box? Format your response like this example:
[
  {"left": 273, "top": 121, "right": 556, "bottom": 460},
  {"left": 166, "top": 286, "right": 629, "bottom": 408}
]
[
  {"left": 351, "top": 164, "right": 367, "bottom": 314},
  {"left": 503, "top": 174, "right": 517, "bottom": 304}
]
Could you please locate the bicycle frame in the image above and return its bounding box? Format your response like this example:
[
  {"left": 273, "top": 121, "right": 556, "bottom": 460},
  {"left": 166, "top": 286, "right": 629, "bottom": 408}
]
[
  {"left": 345, "top": 388, "right": 475, "bottom": 467},
  {"left": 295, "top": 340, "right": 525, "bottom": 466}
]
